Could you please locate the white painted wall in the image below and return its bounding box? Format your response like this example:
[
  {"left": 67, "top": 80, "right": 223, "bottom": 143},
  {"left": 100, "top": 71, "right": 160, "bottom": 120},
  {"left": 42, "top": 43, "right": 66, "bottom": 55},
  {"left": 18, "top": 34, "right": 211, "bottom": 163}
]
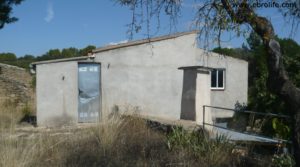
[
  {"left": 196, "top": 71, "right": 212, "bottom": 125},
  {"left": 95, "top": 34, "right": 199, "bottom": 120},
  {"left": 36, "top": 61, "right": 78, "bottom": 126},
  {"left": 195, "top": 51, "right": 248, "bottom": 119},
  {"left": 35, "top": 32, "right": 248, "bottom": 127}
]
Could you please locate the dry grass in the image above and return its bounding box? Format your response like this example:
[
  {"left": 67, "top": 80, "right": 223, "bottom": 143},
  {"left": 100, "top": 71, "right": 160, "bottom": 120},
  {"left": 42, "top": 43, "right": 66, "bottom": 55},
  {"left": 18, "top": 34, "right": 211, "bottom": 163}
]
[
  {"left": 0, "top": 101, "right": 253, "bottom": 167},
  {"left": 92, "top": 112, "right": 125, "bottom": 151},
  {"left": 30, "top": 115, "right": 237, "bottom": 167},
  {"left": 0, "top": 100, "right": 23, "bottom": 131},
  {"left": 0, "top": 136, "right": 40, "bottom": 167}
]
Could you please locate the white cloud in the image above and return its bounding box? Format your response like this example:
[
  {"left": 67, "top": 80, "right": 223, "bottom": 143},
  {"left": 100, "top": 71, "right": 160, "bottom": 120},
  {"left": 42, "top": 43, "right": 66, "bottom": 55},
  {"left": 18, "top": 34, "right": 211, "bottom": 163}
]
[
  {"left": 44, "top": 2, "right": 54, "bottom": 23},
  {"left": 108, "top": 40, "right": 128, "bottom": 45}
]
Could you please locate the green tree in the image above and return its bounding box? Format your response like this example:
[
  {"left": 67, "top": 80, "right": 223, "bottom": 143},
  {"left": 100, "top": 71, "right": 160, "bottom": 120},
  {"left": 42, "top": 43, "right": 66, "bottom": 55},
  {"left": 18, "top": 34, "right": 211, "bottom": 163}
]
[
  {"left": 116, "top": 0, "right": 300, "bottom": 164},
  {"left": 15, "top": 54, "right": 35, "bottom": 69},
  {"left": 246, "top": 31, "right": 262, "bottom": 51},
  {"left": 246, "top": 34, "right": 300, "bottom": 111},
  {"left": 0, "top": 0, "right": 24, "bottom": 29},
  {"left": 19, "top": 54, "right": 35, "bottom": 60},
  {"left": 36, "top": 49, "right": 62, "bottom": 61},
  {"left": 244, "top": 34, "right": 300, "bottom": 140},
  {"left": 280, "top": 38, "right": 300, "bottom": 88},
  {"left": 0, "top": 52, "right": 17, "bottom": 61},
  {"left": 212, "top": 47, "right": 252, "bottom": 61},
  {"left": 61, "top": 47, "right": 79, "bottom": 58},
  {"left": 47, "top": 49, "right": 61, "bottom": 57},
  {"left": 79, "top": 45, "right": 96, "bottom": 56},
  {"left": 0, "top": 45, "right": 97, "bottom": 68},
  {"left": 34, "top": 45, "right": 96, "bottom": 61}
]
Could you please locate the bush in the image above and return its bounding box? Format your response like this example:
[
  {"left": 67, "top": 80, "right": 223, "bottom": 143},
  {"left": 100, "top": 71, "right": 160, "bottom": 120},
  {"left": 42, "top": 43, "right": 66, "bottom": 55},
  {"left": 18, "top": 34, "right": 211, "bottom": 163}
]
[{"left": 272, "top": 153, "right": 295, "bottom": 167}]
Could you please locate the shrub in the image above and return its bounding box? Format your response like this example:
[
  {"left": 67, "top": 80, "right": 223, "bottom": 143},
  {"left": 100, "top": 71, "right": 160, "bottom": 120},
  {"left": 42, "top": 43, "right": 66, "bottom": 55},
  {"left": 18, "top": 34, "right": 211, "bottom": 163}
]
[
  {"left": 272, "top": 153, "right": 295, "bottom": 167},
  {"left": 167, "top": 126, "right": 234, "bottom": 166}
]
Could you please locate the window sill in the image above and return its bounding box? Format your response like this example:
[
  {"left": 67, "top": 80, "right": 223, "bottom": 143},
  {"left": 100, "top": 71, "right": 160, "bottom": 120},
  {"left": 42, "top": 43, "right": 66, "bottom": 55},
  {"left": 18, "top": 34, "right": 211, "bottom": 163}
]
[{"left": 211, "top": 88, "right": 225, "bottom": 91}]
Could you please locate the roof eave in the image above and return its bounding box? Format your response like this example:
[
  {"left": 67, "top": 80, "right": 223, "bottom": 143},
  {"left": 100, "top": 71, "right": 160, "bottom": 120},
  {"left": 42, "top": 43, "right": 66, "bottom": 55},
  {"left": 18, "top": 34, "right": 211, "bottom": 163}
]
[
  {"left": 92, "top": 30, "right": 198, "bottom": 54},
  {"left": 31, "top": 56, "right": 91, "bottom": 66}
]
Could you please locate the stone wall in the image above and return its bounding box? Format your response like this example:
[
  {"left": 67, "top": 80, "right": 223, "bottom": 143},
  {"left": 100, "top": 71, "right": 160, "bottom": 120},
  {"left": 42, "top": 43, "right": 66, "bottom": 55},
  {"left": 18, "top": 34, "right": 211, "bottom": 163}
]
[{"left": 0, "top": 63, "right": 33, "bottom": 106}]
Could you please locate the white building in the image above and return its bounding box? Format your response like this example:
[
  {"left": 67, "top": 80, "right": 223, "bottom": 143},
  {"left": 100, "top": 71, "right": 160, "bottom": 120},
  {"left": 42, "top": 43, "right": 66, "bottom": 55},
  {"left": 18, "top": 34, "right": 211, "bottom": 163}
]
[{"left": 32, "top": 31, "right": 248, "bottom": 127}]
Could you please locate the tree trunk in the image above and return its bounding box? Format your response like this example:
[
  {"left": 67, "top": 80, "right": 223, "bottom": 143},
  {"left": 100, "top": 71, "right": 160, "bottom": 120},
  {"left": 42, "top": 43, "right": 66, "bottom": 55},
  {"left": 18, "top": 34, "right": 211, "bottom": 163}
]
[
  {"left": 221, "top": 0, "right": 300, "bottom": 165},
  {"left": 266, "top": 39, "right": 300, "bottom": 165}
]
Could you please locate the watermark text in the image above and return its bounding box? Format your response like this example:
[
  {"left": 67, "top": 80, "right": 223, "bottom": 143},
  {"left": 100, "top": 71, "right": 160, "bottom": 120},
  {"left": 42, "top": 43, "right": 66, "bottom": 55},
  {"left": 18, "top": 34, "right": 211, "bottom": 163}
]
[{"left": 232, "top": 1, "right": 298, "bottom": 9}]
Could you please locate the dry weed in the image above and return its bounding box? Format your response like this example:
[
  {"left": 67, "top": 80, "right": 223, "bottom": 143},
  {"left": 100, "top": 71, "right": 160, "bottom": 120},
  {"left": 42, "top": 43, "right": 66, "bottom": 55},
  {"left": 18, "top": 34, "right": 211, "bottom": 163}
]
[
  {"left": 0, "top": 102, "right": 242, "bottom": 167},
  {"left": 0, "top": 100, "right": 23, "bottom": 131},
  {"left": 0, "top": 136, "right": 39, "bottom": 167},
  {"left": 92, "top": 112, "right": 125, "bottom": 151}
]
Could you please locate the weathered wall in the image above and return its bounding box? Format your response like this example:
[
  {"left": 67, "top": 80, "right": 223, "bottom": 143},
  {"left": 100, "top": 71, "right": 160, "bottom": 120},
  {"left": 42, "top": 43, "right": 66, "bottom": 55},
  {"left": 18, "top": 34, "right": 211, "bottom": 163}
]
[
  {"left": 36, "top": 61, "right": 78, "bottom": 126},
  {"left": 0, "top": 63, "right": 33, "bottom": 106},
  {"left": 195, "top": 51, "right": 248, "bottom": 119},
  {"left": 196, "top": 70, "right": 212, "bottom": 125},
  {"left": 94, "top": 33, "right": 248, "bottom": 123},
  {"left": 95, "top": 33, "right": 200, "bottom": 121},
  {"left": 35, "top": 32, "right": 248, "bottom": 126}
]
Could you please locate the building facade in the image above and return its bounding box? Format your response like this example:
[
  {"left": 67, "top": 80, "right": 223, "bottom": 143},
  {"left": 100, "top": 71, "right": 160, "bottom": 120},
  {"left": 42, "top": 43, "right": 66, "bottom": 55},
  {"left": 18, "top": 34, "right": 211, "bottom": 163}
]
[{"left": 33, "top": 31, "right": 248, "bottom": 127}]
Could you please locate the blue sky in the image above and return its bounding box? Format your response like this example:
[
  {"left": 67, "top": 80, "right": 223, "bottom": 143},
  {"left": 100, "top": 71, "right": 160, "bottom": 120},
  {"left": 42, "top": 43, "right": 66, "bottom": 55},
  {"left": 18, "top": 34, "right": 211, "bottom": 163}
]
[{"left": 0, "top": 0, "right": 299, "bottom": 57}]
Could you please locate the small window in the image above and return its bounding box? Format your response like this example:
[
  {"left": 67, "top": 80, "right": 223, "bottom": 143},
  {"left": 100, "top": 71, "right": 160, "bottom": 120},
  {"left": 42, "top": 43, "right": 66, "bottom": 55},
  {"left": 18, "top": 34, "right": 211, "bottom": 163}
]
[{"left": 211, "top": 69, "right": 225, "bottom": 89}]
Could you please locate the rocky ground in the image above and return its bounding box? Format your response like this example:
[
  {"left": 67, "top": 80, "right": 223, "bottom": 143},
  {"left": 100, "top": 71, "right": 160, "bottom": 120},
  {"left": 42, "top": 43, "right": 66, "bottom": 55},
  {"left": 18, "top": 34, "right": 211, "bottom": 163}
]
[{"left": 0, "top": 63, "right": 34, "bottom": 109}]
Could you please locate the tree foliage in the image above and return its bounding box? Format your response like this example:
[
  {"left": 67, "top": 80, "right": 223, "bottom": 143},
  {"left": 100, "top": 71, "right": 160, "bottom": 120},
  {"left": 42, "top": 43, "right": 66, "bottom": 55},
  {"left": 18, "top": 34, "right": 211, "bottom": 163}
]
[
  {"left": 0, "top": 0, "right": 23, "bottom": 29},
  {"left": 79, "top": 45, "right": 96, "bottom": 56},
  {"left": 246, "top": 34, "right": 300, "bottom": 113},
  {"left": 35, "top": 45, "right": 96, "bottom": 61},
  {"left": 0, "top": 45, "right": 96, "bottom": 69},
  {"left": 214, "top": 33, "right": 300, "bottom": 139},
  {"left": 212, "top": 47, "right": 252, "bottom": 61},
  {"left": 0, "top": 52, "right": 17, "bottom": 61},
  {"left": 116, "top": 0, "right": 300, "bottom": 50},
  {"left": 280, "top": 38, "right": 300, "bottom": 87}
]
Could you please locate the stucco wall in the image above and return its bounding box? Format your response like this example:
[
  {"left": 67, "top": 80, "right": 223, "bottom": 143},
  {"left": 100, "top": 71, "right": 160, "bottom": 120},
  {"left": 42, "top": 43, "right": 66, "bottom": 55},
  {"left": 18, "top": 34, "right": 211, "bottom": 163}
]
[
  {"left": 195, "top": 51, "right": 248, "bottom": 118},
  {"left": 94, "top": 33, "right": 247, "bottom": 122},
  {"left": 36, "top": 61, "right": 78, "bottom": 126},
  {"left": 195, "top": 70, "right": 212, "bottom": 125},
  {"left": 35, "top": 32, "right": 248, "bottom": 126},
  {"left": 94, "top": 34, "right": 201, "bottom": 120}
]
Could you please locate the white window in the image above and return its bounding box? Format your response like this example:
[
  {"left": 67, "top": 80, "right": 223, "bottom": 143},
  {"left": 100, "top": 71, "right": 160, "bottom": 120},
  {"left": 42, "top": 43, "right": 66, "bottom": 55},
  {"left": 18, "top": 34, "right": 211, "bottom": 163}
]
[{"left": 211, "top": 69, "right": 225, "bottom": 89}]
